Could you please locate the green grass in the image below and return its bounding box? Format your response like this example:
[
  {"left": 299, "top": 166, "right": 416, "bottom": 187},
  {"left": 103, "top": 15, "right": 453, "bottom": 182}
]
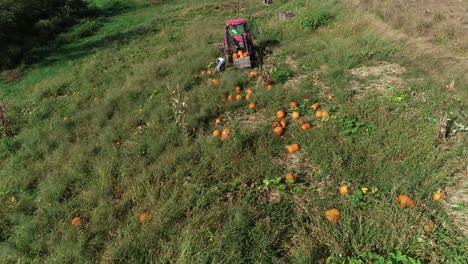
[{"left": 0, "top": 0, "right": 467, "bottom": 263}]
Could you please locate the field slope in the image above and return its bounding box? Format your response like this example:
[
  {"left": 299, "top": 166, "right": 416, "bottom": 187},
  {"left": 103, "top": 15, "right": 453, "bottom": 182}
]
[{"left": 0, "top": 0, "right": 467, "bottom": 263}]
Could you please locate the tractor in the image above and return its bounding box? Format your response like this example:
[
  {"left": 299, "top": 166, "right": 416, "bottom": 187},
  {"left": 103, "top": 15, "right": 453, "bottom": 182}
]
[{"left": 224, "top": 18, "right": 253, "bottom": 68}]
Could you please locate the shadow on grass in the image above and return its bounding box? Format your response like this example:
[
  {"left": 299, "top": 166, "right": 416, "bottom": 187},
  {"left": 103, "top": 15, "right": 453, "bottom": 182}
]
[
  {"left": 22, "top": 2, "right": 154, "bottom": 69},
  {"left": 254, "top": 39, "right": 281, "bottom": 68},
  {"left": 32, "top": 25, "right": 159, "bottom": 68}
]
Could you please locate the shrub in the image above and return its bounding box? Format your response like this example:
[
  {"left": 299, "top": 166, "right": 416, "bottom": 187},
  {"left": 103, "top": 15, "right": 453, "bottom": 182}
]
[{"left": 301, "top": 7, "right": 336, "bottom": 30}]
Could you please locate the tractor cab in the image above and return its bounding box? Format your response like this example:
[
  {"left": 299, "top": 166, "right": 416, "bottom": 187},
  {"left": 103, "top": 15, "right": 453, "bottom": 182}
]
[{"left": 224, "top": 18, "right": 253, "bottom": 68}]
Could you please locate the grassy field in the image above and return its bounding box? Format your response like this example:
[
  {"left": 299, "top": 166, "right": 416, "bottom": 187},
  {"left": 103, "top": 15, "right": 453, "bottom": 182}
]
[{"left": 0, "top": 0, "right": 467, "bottom": 263}]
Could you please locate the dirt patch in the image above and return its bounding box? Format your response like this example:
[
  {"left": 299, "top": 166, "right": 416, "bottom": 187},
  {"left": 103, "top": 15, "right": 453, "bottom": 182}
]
[
  {"left": 350, "top": 61, "right": 406, "bottom": 97},
  {"left": 2, "top": 70, "right": 24, "bottom": 82},
  {"left": 445, "top": 166, "right": 468, "bottom": 237},
  {"left": 238, "top": 108, "right": 269, "bottom": 132}
]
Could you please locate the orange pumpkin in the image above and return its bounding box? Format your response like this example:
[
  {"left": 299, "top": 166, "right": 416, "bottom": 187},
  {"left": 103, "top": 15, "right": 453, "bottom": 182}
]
[
  {"left": 244, "top": 52, "right": 249, "bottom": 57},
  {"left": 139, "top": 212, "right": 149, "bottom": 224},
  {"left": 245, "top": 88, "right": 253, "bottom": 94},
  {"left": 303, "top": 98, "right": 310, "bottom": 103},
  {"left": 276, "top": 110, "right": 286, "bottom": 118},
  {"left": 245, "top": 93, "right": 252, "bottom": 100},
  {"left": 207, "top": 70, "right": 213, "bottom": 75},
  {"left": 432, "top": 191, "right": 444, "bottom": 202},
  {"left": 298, "top": 120, "right": 306, "bottom": 126},
  {"left": 423, "top": 221, "right": 434, "bottom": 233},
  {"left": 237, "top": 50, "right": 244, "bottom": 56},
  {"left": 220, "top": 134, "right": 229, "bottom": 141},
  {"left": 222, "top": 128, "right": 231, "bottom": 136},
  {"left": 233, "top": 54, "right": 239, "bottom": 59},
  {"left": 235, "top": 94, "right": 243, "bottom": 101},
  {"left": 235, "top": 86, "right": 242, "bottom": 94},
  {"left": 250, "top": 71, "right": 259, "bottom": 77},
  {"left": 287, "top": 143, "right": 300, "bottom": 154},
  {"left": 266, "top": 84, "right": 272, "bottom": 91},
  {"left": 311, "top": 103, "right": 320, "bottom": 110},
  {"left": 285, "top": 173, "right": 296, "bottom": 183},
  {"left": 211, "top": 79, "right": 220, "bottom": 86},
  {"left": 327, "top": 95, "right": 335, "bottom": 101},
  {"left": 71, "top": 216, "right": 82, "bottom": 228},
  {"left": 289, "top": 101, "right": 298, "bottom": 108},
  {"left": 273, "top": 126, "right": 284, "bottom": 136},
  {"left": 339, "top": 185, "right": 349, "bottom": 196},
  {"left": 321, "top": 110, "right": 329, "bottom": 118},
  {"left": 280, "top": 119, "right": 287, "bottom": 128},
  {"left": 227, "top": 95, "right": 234, "bottom": 102},
  {"left": 291, "top": 111, "right": 300, "bottom": 120},
  {"left": 325, "top": 209, "right": 341, "bottom": 223},
  {"left": 272, "top": 121, "right": 281, "bottom": 128},
  {"left": 249, "top": 102, "right": 256, "bottom": 109},
  {"left": 201, "top": 71, "right": 206, "bottom": 75},
  {"left": 115, "top": 141, "right": 121, "bottom": 147},
  {"left": 248, "top": 73, "right": 254, "bottom": 79},
  {"left": 212, "top": 129, "right": 221, "bottom": 137},
  {"left": 397, "top": 194, "right": 414, "bottom": 208},
  {"left": 301, "top": 123, "right": 311, "bottom": 131},
  {"left": 215, "top": 118, "right": 222, "bottom": 125}
]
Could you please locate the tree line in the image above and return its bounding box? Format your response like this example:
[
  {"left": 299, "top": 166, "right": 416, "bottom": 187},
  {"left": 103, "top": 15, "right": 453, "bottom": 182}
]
[{"left": 0, "top": 0, "right": 90, "bottom": 69}]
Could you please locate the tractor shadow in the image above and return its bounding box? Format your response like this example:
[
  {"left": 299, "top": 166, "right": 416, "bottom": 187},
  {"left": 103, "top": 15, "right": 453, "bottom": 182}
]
[{"left": 253, "top": 39, "right": 281, "bottom": 69}]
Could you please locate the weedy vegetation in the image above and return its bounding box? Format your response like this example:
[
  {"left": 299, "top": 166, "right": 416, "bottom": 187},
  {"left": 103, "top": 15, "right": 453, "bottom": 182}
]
[{"left": 0, "top": 0, "right": 466, "bottom": 263}]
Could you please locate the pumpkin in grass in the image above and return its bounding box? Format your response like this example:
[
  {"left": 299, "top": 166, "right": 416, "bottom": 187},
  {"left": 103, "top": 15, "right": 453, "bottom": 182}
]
[
  {"left": 327, "top": 94, "right": 335, "bottom": 101},
  {"left": 249, "top": 102, "right": 256, "bottom": 109},
  {"left": 248, "top": 73, "right": 254, "bottom": 79},
  {"left": 280, "top": 119, "right": 287, "bottom": 128},
  {"left": 289, "top": 101, "right": 298, "bottom": 108},
  {"left": 339, "top": 185, "right": 349, "bottom": 196},
  {"left": 71, "top": 216, "right": 82, "bottom": 228},
  {"left": 227, "top": 95, "right": 234, "bottom": 102},
  {"left": 303, "top": 98, "right": 310, "bottom": 103},
  {"left": 325, "top": 209, "right": 341, "bottom": 223},
  {"left": 245, "top": 93, "right": 252, "bottom": 100},
  {"left": 139, "top": 212, "right": 149, "bottom": 224},
  {"left": 301, "top": 123, "right": 311, "bottom": 131},
  {"left": 211, "top": 79, "right": 220, "bottom": 86},
  {"left": 298, "top": 120, "right": 306, "bottom": 126},
  {"left": 432, "top": 191, "right": 444, "bottom": 202},
  {"left": 212, "top": 129, "right": 221, "bottom": 137},
  {"left": 397, "top": 194, "right": 414, "bottom": 208},
  {"left": 321, "top": 110, "right": 329, "bottom": 118},
  {"left": 285, "top": 173, "right": 296, "bottom": 183},
  {"left": 272, "top": 121, "right": 281, "bottom": 128},
  {"left": 311, "top": 102, "right": 320, "bottom": 110},
  {"left": 235, "top": 86, "right": 242, "bottom": 94},
  {"left": 215, "top": 118, "right": 222, "bottom": 124},
  {"left": 276, "top": 110, "right": 286, "bottom": 118},
  {"left": 222, "top": 128, "right": 231, "bottom": 136},
  {"left": 273, "top": 126, "right": 284, "bottom": 136},
  {"left": 287, "top": 143, "right": 300, "bottom": 154},
  {"left": 266, "top": 84, "right": 272, "bottom": 91},
  {"left": 235, "top": 94, "right": 243, "bottom": 101},
  {"left": 245, "top": 88, "right": 253, "bottom": 94},
  {"left": 201, "top": 70, "right": 206, "bottom": 75},
  {"left": 220, "top": 134, "right": 229, "bottom": 141},
  {"left": 291, "top": 111, "right": 300, "bottom": 120},
  {"left": 423, "top": 221, "right": 435, "bottom": 233},
  {"left": 207, "top": 70, "right": 213, "bottom": 75}
]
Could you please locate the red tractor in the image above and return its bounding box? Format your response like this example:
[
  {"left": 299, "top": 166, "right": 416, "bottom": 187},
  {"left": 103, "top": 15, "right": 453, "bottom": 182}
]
[{"left": 224, "top": 18, "right": 253, "bottom": 68}]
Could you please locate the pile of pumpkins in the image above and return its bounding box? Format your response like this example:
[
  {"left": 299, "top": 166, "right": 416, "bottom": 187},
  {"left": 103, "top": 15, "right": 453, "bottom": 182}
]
[{"left": 233, "top": 50, "right": 249, "bottom": 60}]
